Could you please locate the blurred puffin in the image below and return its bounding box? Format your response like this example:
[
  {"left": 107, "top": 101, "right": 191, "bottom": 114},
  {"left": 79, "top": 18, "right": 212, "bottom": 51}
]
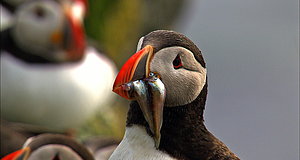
[
  {"left": 2, "top": 133, "right": 94, "bottom": 160},
  {"left": 0, "top": 0, "right": 117, "bottom": 131},
  {"left": 109, "top": 30, "right": 240, "bottom": 160}
]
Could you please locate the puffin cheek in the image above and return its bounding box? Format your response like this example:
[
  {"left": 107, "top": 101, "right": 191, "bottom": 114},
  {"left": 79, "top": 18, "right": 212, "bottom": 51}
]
[
  {"left": 164, "top": 71, "right": 204, "bottom": 107},
  {"left": 186, "top": 72, "right": 205, "bottom": 101}
]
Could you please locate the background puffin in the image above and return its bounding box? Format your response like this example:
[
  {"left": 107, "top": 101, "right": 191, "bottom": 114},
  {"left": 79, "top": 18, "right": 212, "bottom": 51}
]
[
  {"left": 0, "top": 0, "right": 117, "bottom": 131},
  {"left": 109, "top": 30, "right": 240, "bottom": 160},
  {"left": 0, "top": 0, "right": 117, "bottom": 157},
  {"left": 2, "top": 133, "right": 94, "bottom": 160}
]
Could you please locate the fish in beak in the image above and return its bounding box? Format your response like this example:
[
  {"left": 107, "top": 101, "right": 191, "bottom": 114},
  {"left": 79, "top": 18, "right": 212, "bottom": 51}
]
[{"left": 113, "top": 45, "right": 166, "bottom": 148}]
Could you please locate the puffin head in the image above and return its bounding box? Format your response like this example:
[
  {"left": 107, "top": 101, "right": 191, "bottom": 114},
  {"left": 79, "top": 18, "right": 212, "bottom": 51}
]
[
  {"left": 113, "top": 30, "right": 207, "bottom": 147},
  {"left": 2, "top": 134, "right": 94, "bottom": 160},
  {"left": 10, "top": 0, "right": 87, "bottom": 62}
]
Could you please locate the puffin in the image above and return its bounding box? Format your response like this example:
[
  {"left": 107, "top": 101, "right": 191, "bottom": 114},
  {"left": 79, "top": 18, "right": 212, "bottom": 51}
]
[
  {"left": 0, "top": 0, "right": 117, "bottom": 131},
  {"left": 2, "top": 133, "right": 94, "bottom": 160},
  {"left": 109, "top": 30, "right": 240, "bottom": 160}
]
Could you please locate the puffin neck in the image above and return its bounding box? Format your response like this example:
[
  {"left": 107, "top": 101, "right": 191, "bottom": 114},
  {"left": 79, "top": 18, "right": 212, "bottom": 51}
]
[{"left": 126, "top": 83, "right": 238, "bottom": 160}]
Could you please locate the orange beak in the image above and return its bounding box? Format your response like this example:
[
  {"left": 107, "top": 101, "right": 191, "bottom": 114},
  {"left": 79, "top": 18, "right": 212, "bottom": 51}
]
[
  {"left": 63, "top": 2, "right": 86, "bottom": 61},
  {"left": 64, "top": 13, "right": 85, "bottom": 61},
  {"left": 112, "top": 45, "right": 154, "bottom": 99},
  {"left": 50, "top": 1, "right": 86, "bottom": 62},
  {"left": 2, "top": 147, "right": 30, "bottom": 160}
]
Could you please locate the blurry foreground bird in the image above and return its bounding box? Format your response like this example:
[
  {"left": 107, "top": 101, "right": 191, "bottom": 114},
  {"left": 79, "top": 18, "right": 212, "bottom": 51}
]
[
  {"left": 109, "top": 30, "right": 240, "bottom": 160},
  {"left": 2, "top": 133, "right": 94, "bottom": 160}
]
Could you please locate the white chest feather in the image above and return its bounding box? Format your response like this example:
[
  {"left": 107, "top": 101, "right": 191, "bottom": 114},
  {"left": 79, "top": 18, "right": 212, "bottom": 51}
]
[
  {"left": 0, "top": 47, "right": 116, "bottom": 130},
  {"left": 109, "top": 126, "right": 176, "bottom": 160}
]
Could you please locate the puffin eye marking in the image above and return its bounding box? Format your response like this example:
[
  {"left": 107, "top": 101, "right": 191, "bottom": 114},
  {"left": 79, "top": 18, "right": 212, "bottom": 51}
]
[
  {"left": 53, "top": 153, "right": 60, "bottom": 160},
  {"left": 33, "top": 6, "right": 46, "bottom": 19},
  {"left": 173, "top": 55, "right": 183, "bottom": 69}
]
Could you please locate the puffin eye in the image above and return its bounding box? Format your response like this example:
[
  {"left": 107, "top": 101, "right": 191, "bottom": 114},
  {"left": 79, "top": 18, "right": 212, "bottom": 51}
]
[
  {"left": 173, "top": 55, "right": 183, "bottom": 69},
  {"left": 33, "top": 6, "right": 46, "bottom": 19}
]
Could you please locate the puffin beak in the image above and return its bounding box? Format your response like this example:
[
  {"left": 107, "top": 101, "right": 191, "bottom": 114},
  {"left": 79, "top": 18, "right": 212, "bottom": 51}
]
[
  {"left": 2, "top": 147, "right": 30, "bottom": 160},
  {"left": 64, "top": 13, "right": 85, "bottom": 60},
  {"left": 50, "top": 2, "right": 85, "bottom": 61},
  {"left": 113, "top": 45, "right": 166, "bottom": 148},
  {"left": 113, "top": 45, "right": 154, "bottom": 99}
]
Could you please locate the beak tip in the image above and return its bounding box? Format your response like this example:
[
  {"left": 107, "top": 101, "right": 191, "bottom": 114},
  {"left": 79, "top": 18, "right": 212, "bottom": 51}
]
[
  {"left": 112, "top": 85, "right": 131, "bottom": 100},
  {"left": 154, "top": 136, "right": 161, "bottom": 149},
  {"left": 2, "top": 147, "right": 30, "bottom": 160}
]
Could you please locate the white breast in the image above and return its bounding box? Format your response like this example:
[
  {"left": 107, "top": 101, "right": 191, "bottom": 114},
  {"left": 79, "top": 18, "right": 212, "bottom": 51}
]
[
  {"left": 0, "top": 47, "right": 117, "bottom": 131},
  {"left": 109, "top": 126, "right": 176, "bottom": 160}
]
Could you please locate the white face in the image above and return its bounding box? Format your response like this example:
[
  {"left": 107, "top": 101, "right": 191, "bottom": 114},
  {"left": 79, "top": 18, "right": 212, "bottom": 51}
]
[
  {"left": 149, "top": 46, "right": 207, "bottom": 107},
  {"left": 12, "top": 1, "right": 64, "bottom": 58}
]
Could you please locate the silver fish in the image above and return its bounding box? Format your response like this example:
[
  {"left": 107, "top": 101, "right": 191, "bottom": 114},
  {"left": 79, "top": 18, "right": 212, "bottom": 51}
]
[{"left": 123, "top": 73, "right": 166, "bottom": 148}]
